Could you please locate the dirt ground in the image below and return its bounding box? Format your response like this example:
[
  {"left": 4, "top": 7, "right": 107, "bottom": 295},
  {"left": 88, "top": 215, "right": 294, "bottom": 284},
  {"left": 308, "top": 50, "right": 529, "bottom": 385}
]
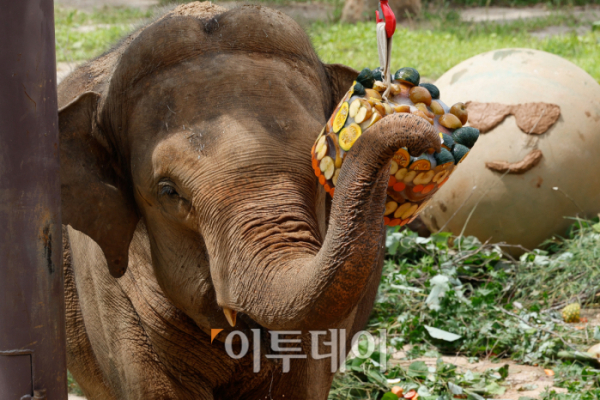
[{"left": 391, "top": 356, "right": 568, "bottom": 398}]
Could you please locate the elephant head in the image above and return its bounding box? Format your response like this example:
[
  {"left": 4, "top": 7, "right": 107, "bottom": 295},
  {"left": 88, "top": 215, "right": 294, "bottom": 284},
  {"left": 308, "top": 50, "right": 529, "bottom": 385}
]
[{"left": 58, "top": 6, "right": 439, "bottom": 333}]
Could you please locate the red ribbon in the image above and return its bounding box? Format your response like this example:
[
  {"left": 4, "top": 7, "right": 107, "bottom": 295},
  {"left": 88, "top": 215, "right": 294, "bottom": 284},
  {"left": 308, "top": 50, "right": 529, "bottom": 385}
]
[{"left": 375, "top": 0, "right": 396, "bottom": 38}]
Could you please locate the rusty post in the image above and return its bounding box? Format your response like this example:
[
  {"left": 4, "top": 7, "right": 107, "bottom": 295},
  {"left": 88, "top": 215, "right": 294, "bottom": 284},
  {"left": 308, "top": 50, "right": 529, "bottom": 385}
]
[{"left": 0, "top": 0, "right": 67, "bottom": 399}]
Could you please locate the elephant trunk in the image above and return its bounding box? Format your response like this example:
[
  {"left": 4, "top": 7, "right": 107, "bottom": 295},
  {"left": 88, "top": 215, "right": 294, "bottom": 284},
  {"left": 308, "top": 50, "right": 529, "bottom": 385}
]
[{"left": 224, "top": 114, "right": 439, "bottom": 330}]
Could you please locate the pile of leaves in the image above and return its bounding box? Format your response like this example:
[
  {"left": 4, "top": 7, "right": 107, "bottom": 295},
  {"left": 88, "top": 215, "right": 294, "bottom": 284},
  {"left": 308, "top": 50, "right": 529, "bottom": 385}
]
[{"left": 330, "top": 218, "right": 600, "bottom": 399}]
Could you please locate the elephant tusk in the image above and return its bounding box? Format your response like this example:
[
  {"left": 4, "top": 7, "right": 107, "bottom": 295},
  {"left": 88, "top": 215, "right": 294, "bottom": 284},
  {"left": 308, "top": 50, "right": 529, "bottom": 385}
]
[{"left": 223, "top": 308, "right": 237, "bottom": 327}]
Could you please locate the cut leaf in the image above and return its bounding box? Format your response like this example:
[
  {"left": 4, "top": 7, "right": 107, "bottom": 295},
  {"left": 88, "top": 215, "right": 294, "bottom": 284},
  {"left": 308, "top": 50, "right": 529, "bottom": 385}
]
[{"left": 424, "top": 325, "right": 462, "bottom": 342}]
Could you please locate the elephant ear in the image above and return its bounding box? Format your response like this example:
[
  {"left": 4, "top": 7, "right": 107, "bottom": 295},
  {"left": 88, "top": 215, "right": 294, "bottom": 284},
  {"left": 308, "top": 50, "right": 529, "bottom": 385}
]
[
  {"left": 59, "top": 92, "right": 139, "bottom": 278},
  {"left": 324, "top": 63, "right": 359, "bottom": 109}
]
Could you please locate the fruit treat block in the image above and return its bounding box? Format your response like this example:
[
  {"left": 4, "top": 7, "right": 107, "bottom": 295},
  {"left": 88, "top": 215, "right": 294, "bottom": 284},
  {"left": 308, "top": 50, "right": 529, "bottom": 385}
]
[{"left": 311, "top": 67, "right": 480, "bottom": 227}]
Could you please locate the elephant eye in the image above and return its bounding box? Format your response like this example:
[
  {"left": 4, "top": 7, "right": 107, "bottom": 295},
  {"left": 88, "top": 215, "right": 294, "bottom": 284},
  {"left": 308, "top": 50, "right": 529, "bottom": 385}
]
[{"left": 159, "top": 183, "right": 179, "bottom": 198}]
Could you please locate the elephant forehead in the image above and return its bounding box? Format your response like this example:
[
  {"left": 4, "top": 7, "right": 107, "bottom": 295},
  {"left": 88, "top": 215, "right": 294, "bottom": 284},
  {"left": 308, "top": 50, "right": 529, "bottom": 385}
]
[
  {"left": 126, "top": 53, "right": 326, "bottom": 156},
  {"left": 128, "top": 50, "right": 324, "bottom": 111},
  {"left": 130, "top": 112, "right": 317, "bottom": 193}
]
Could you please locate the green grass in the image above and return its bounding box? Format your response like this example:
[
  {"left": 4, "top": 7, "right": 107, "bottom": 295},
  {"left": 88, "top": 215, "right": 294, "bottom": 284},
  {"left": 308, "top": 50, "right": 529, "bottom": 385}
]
[
  {"left": 310, "top": 13, "right": 600, "bottom": 82},
  {"left": 330, "top": 220, "right": 600, "bottom": 399},
  {"left": 158, "top": 0, "right": 340, "bottom": 5},
  {"left": 55, "top": 6, "right": 153, "bottom": 62},
  {"left": 54, "top": 5, "right": 600, "bottom": 83}
]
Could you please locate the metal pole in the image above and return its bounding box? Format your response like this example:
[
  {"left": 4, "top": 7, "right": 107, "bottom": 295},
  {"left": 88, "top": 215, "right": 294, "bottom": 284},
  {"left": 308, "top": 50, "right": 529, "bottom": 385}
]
[{"left": 0, "top": 0, "right": 67, "bottom": 398}]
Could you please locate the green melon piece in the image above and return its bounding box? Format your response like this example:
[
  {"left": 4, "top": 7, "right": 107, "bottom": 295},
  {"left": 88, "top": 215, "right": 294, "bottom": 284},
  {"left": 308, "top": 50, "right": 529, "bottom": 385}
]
[
  {"left": 394, "top": 67, "right": 420, "bottom": 86},
  {"left": 420, "top": 83, "right": 440, "bottom": 99},
  {"left": 353, "top": 81, "right": 366, "bottom": 96},
  {"left": 440, "top": 132, "right": 455, "bottom": 151},
  {"left": 452, "top": 127, "right": 480, "bottom": 148},
  {"left": 434, "top": 148, "right": 454, "bottom": 165},
  {"left": 356, "top": 68, "right": 375, "bottom": 89},
  {"left": 371, "top": 67, "right": 383, "bottom": 82},
  {"left": 452, "top": 144, "right": 470, "bottom": 164}
]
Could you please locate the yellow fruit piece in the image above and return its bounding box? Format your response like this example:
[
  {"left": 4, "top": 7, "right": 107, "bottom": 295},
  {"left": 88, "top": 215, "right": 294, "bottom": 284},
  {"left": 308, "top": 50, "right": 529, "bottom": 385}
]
[
  {"left": 401, "top": 203, "right": 418, "bottom": 219},
  {"left": 383, "top": 103, "right": 394, "bottom": 115},
  {"left": 414, "top": 170, "right": 435, "bottom": 185},
  {"left": 394, "top": 104, "right": 411, "bottom": 113},
  {"left": 439, "top": 113, "right": 463, "bottom": 130},
  {"left": 373, "top": 101, "right": 386, "bottom": 116},
  {"left": 433, "top": 170, "right": 449, "bottom": 183},
  {"left": 319, "top": 156, "right": 335, "bottom": 180},
  {"left": 395, "top": 167, "right": 408, "bottom": 181},
  {"left": 332, "top": 169, "right": 341, "bottom": 186},
  {"left": 315, "top": 136, "right": 328, "bottom": 160},
  {"left": 384, "top": 201, "right": 398, "bottom": 216},
  {"left": 329, "top": 133, "right": 343, "bottom": 168},
  {"left": 349, "top": 99, "right": 361, "bottom": 119},
  {"left": 403, "top": 170, "right": 417, "bottom": 183},
  {"left": 389, "top": 160, "right": 399, "bottom": 175},
  {"left": 373, "top": 81, "right": 387, "bottom": 92},
  {"left": 415, "top": 103, "right": 434, "bottom": 118},
  {"left": 332, "top": 102, "right": 349, "bottom": 133},
  {"left": 339, "top": 123, "right": 362, "bottom": 151},
  {"left": 394, "top": 202, "right": 412, "bottom": 218},
  {"left": 562, "top": 303, "right": 581, "bottom": 323},
  {"left": 430, "top": 101, "right": 444, "bottom": 115},
  {"left": 360, "top": 111, "right": 382, "bottom": 130},
  {"left": 365, "top": 89, "right": 382, "bottom": 101}
]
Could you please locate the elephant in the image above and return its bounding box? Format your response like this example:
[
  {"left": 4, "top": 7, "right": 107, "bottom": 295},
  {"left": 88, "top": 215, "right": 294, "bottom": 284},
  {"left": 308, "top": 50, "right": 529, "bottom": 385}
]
[{"left": 58, "top": 2, "right": 439, "bottom": 399}]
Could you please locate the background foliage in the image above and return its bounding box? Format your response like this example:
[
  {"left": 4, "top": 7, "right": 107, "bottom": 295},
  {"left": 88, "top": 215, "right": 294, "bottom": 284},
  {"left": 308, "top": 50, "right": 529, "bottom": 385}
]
[{"left": 330, "top": 218, "right": 600, "bottom": 399}]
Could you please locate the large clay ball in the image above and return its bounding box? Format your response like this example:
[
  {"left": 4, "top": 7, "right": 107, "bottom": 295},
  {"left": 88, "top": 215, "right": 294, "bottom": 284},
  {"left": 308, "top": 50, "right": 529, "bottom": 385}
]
[{"left": 420, "top": 49, "right": 600, "bottom": 252}]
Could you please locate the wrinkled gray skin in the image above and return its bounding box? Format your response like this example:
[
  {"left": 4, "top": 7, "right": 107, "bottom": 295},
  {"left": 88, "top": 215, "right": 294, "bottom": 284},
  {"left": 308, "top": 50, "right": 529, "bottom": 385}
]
[{"left": 59, "top": 3, "right": 439, "bottom": 399}]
